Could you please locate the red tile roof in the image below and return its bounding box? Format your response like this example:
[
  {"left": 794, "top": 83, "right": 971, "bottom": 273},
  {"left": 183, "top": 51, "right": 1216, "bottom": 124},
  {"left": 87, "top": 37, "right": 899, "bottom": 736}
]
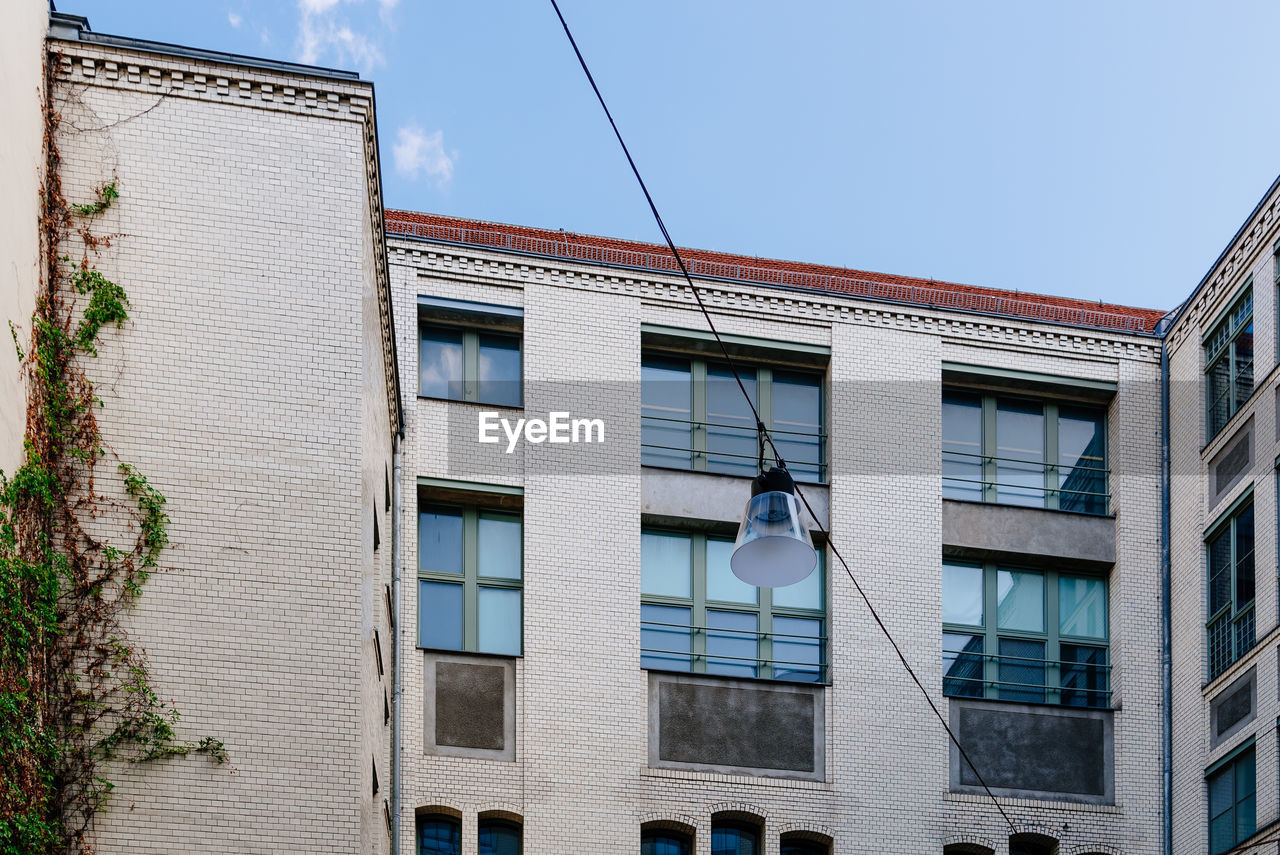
[{"left": 385, "top": 210, "right": 1166, "bottom": 335}]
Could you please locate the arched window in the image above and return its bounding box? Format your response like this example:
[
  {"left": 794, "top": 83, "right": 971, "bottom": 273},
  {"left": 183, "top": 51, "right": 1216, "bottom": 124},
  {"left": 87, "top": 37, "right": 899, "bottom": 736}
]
[
  {"left": 418, "top": 815, "right": 460, "bottom": 855},
  {"left": 642, "top": 829, "right": 692, "bottom": 855},
  {"left": 479, "top": 819, "right": 522, "bottom": 855},
  {"left": 1008, "top": 834, "right": 1057, "bottom": 855},
  {"left": 712, "top": 821, "right": 760, "bottom": 855},
  {"left": 781, "top": 838, "right": 830, "bottom": 855}
]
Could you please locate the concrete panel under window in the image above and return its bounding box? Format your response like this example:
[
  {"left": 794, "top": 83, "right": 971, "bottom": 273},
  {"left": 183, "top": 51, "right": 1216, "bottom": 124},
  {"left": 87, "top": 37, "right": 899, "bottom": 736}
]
[
  {"left": 648, "top": 672, "right": 824, "bottom": 781},
  {"left": 949, "top": 698, "right": 1113, "bottom": 804},
  {"left": 642, "top": 468, "right": 829, "bottom": 531},
  {"left": 1211, "top": 667, "right": 1256, "bottom": 748},
  {"left": 942, "top": 501, "right": 1115, "bottom": 569},
  {"left": 424, "top": 652, "right": 515, "bottom": 761},
  {"left": 1210, "top": 421, "right": 1252, "bottom": 504}
]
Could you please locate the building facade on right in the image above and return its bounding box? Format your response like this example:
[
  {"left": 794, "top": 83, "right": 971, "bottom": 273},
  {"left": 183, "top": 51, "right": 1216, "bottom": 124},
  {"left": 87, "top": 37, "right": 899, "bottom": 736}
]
[{"left": 1167, "top": 175, "right": 1280, "bottom": 855}]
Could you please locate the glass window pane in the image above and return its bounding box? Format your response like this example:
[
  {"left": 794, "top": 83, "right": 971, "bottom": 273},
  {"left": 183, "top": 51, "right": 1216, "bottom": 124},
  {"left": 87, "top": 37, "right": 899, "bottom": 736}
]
[
  {"left": 1208, "top": 527, "right": 1232, "bottom": 617},
  {"left": 1236, "top": 793, "right": 1256, "bottom": 846},
  {"left": 641, "top": 532, "right": 692, "bottom": 598},
  {"left": 477, "top": 333, "right": 521, "bottom": 407},
  {"left": 1207, "top": 353, "right": 1232, "bottom": 436},
  {"left": 419, "top": 507, "right": 463, "bottom": 573},
  {"left": 773, "top": 554, "right": 822, "bottom": 610},
  {"left": 642, "top": 833, "right": 691, "bottom": 855},
  {"left": 712, "top": 825, "right": 759, "bottom": 855},
  {"left": 943, "top": 633, "right": 984, "bottom": 698},
  {"left": 781, "top": 841, "right": 828, "bottom": 855},
  {"left": 419, "top": 580, "right": 462, "bottom": 650},
  {"left": 1059, "top": 575, "right": 1106, "bottom": 638},
  {"left": 998, "top": 637, "right": 1045, "bottom": 703},
  {"left": 477, "top": 587, "right": 521, "bottom": 655},
  {"left": 1234, "top": 321, "right": 1254, "bottom": 408},
  {"left": 942, "top": 562, "right": 983, "bottom": 626},
  {"left": 773, "top": 616, "right": 822, "bottom": 682},
  {"left": 1208, "top": 765, "right": 1233, "bottom": 818},
  {"left": 771, "top": 370, "right": 823, "bottom": 481},
  {"left": 478, "top": 823, "right": 520, "bottom": 855},
  {"left": 1058, "top": 407, "right": 1106, "bottom": 514},
  {"left": 1209, "top": 814, "right": 1234, "bottom": 855},
  {"left": 1235, "top": 505, "right": 1255, "bottom": 607},
  {"left": 995, "top": 398, "right": 1045, "bottom": 507},
  {"left": 1060, "top": 644, "right": 1108, "bottom": 708},
  {"left": 942, "top": 391, "right": 983, "bottom": 501},
  {"left": 706, "top": 363, "right": 758, "bottom": 477},
  {"left": 706, "top": 537, "right": 757, "bottom": 604},
  {"left": 641, "top": 604, "right": 691, "bottom": 671},
  {"left": 478, "top": 513, "right": 521, "bottom": 580},
  {"left": 419, "top": 818, "right": 461, "bottom": 855},
  {"left": 419, "top": 326, "right": 464, "bottom": 400},
  {"left": 707, "top": 610, "right": 758, "bottom": 678},
  {"left": 642, "top": 357, "right": 693, "bottom": 468},
  {"left": 997, "top": 569, "right": 1044, "bottom": 632}
]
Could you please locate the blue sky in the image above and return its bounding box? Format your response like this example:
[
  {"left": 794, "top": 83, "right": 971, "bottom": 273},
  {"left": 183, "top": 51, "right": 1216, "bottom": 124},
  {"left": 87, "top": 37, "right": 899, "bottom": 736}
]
[{"left": 78, "top": 1, "right": 1280, "bottom": 311}]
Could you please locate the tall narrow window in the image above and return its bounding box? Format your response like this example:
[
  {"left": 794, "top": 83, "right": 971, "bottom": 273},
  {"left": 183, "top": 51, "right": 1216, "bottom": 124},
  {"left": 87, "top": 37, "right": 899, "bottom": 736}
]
[
  {"left": 641, "top": 353, "right": 825, "bottom": 482},
  {"left": 942, "top": 561, "right": 1109, "bottom": 707},
  {"left": 1208, "top": 743, "right": 1256, "bottom": 854},
  {"left": 418, "top": 815, "right": 461, "bottom": 855},
  {"left": 640, "top": 528, "right": 826, "bottom": 682},
  {"left": 1207, "top": 498, "right": 1255, "bottom": 680},
  {"left": 418, "top": 503, "right": 522, "bottom": 656},
  {"left": 479, "top": 820, "right": 521, "bottom": 855},
  {"left": 642, "top": 830, "right": 692, "bottom": 855},
  {"left": 712, "top": 823, "right": 760, "bottom": 855},
  {"left": 1205, "top": 287, "right": 1254, "bottom": 438},
  {"left": 941, "top": 390, "right": 1107, "bottom": 515}
]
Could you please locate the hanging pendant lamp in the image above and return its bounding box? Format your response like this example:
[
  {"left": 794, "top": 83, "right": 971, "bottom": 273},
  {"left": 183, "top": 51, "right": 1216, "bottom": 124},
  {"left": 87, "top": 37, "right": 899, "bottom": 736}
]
[{"left": 730, "top": 465, "right": 818, "bottom": 588}]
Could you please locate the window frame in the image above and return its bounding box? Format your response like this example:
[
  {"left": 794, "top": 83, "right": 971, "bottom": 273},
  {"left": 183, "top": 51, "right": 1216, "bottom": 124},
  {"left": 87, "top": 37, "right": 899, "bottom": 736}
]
[
  {"left": 639, "top": 527, "right": 828, "bottom": 683},
  {"left": 641, "top": 350, "right": 827, "bottom": 483},
  {"left": 417, "top": 501, "right": 523, "bottom": 656},
  {"left": 418, "top": 317, "right": 523, "bottom": 408},
  {"left": 1203, "top": 285, "right": 1254, "bottom": 440},
  {"left": 1206, "top": 739, "right": 1256, "bottom": 855},
  {"left": 941, "top": 388, "right": 1109, "bottom": 515},
  {"left": 1206, "top": 492, "right": 1256, "bottom": 681},
  {"left": 942, "top": 560, "right": 1110, "bottom": 708}
]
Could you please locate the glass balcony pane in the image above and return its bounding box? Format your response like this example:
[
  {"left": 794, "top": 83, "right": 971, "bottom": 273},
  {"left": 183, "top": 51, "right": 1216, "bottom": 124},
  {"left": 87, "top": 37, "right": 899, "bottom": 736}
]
[
  {"left": 1058, "top": 406, "right": 1106, "bottom": 514},
  {"left": 641, "top": 531, "right": 692, "bottom": 598},
  {"left": 942, "top": 391, "right": 983, "bottom": 501},
  {"left": 942, "top": 633, "right": 984, "bottom": 698},
  {"left": 706, "top": 363, "right": 758, "bottom": 477},
  {"left": 706, "top": 537, "right": 757, "bottom": 604},
  {"left": 771, "top": 370, "right": 823, "bottom": 481},
  {"left": 641, "top": 604, "right": 692, "bottom": 671},
  {"left": 772, "top": 616, "right": 822, "bottom": 682},
  {"left": 995, "top": 398, "right": 1045, "bottom": 507},
  {"left": 477, "top": 513, "right": 522, "bottom": 580},
  {"left": 642, "top": 357, "right": 693, "bottom": 468},
  {"left": 1060, "top": 644, "right": 1108, "bottom": 708},
  {"left": 773, "top": 554, "right": 823, "bottom": 610},
  {"left": 997, "top": 637, "right": 1045, "bottom": 703},
  {"left": 707, "top": 610, "right": 758, "bottom": 678},
  {"left": 418, "top": 580, "right": 462, "bottom": 650},
  {"left": 419, "top": 326, "right": 464, "bottom": 400},
  {"left": 942, "top": 562, "right": 983, "bottom": 626}
]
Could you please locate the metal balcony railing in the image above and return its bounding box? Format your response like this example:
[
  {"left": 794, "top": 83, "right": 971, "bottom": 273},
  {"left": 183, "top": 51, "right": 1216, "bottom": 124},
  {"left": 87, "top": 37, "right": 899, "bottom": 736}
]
[
  {"left": 942, "top": 449, "right": 1110, "bottom": 514},
  {"left": 943, "top": 649, "right": 1111, "bottom": 708},
  {"left": 641, "top": 619, "right": 828, "bottom": 683},
  {"left": 641, "top": 414, "right": 826, "bottom": 482}
]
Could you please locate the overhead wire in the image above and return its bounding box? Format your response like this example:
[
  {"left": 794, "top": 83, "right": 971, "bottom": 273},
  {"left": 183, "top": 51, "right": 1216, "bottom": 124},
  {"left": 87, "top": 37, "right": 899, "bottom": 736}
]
[{"left": 547, "top": 0, "right": 1018, "bottom": 836}]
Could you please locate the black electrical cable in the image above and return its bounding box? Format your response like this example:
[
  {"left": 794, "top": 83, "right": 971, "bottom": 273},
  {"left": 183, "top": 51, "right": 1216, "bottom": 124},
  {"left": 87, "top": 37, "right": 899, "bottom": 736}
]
[{"left": 547, "top": 0, "right": 1019, "bottom": 835}]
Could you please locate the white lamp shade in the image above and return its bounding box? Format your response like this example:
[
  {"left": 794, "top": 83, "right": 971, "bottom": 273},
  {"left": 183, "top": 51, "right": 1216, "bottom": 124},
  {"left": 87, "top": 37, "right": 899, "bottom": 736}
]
[{"left": 730, "top": 490, "right": 817, "bottom": 587}]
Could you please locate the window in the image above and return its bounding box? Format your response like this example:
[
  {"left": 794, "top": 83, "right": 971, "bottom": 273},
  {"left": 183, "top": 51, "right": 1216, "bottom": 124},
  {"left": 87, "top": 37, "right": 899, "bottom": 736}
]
[
  {"left": 418, "top": 815, "right": 461, "bottom": 855},
  {"left": 1205, "top": 287, "right": 1254, "bottom": 438},
  {"left": 712, "top": 823, "right": 760, "bottom": 855},
  {"left": 479, "top": 820, "right": 521, "bottom": 855},
  {"left": 942, "top": 389, "right": 1107, "bottom": 515},
  {"left": 418, "top": 504, "right": 522, "bottom": 656},
  {"left": 1207, "top": 498, "right": 1255, "bottom": 681},
  {"left": 780, "top": 838, "right": 830, "bottom": 855},
  {"left": 640, "top": 529, "right": 826, "bottom": 682},
  {"left": 418, "top": 297, "right": 522, "bottom": 407},
  {"left": 942, "top": 561, "right": 1109, "bottom": 707},
  {"left": 1208, "top": 742, "right": 1256, "bottom": 854},
  {"left": 641, "top": 353, "right": 825, "bottom": 482},
  {"left": 642, "top": 830, "right": 692, "bottom": 855}
]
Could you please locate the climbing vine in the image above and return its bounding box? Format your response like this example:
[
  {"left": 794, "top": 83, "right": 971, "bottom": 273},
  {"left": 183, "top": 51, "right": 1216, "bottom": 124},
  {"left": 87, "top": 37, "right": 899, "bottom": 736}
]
[{"left": 0, "top": 54, "right": 223, "bottom": 855}]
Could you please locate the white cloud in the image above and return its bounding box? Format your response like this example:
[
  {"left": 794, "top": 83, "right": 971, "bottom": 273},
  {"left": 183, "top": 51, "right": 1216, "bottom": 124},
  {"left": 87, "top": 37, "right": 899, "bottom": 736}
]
[
  {"left": 227, "top": 11, "right": 242, "bottom": 28},
  {"left": 294, "top": 0, "right": 394, "bottom": 73},
  {"left": 393, "top": 125, "right": 456, "bottom": 187}
]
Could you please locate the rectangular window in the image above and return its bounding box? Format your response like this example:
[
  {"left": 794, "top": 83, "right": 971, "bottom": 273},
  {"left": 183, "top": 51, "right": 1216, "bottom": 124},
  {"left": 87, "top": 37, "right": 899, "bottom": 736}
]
[
  {"left": 641, "top": 354, "right": 825, "bottom": 482},
  {"left": 942, "top": 561, "right": 1109, "bottom": 708},
  {"left": 941, "top": 390, "right": 1108, "bottom": 515},
  {"left": 417, "top": 503, "right": 522, "bottom": 656},
  {"left": 1205, "top": 287, "right": 1254, "bottom": 439},
  {"left": 1207, "top": 743, "right": 1256, "bottom": 855},
  {"left": 640, "top": 528, "right": 826, "bottom": 682},
  {"left": 1207, "top": 498, "right": 1255, "bottom": 681}
]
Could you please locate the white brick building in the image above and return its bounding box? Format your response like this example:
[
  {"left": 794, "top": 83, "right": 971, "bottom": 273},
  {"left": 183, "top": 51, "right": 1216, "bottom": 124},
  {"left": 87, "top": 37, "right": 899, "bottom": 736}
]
[{"left": 8, "top": 5, "right": 1280, "bottom": 854}]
